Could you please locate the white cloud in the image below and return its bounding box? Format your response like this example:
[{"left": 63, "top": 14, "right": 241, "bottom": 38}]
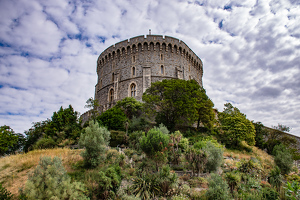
[{"left": 0, "top": 0, "right": 299, "bottom": 137}]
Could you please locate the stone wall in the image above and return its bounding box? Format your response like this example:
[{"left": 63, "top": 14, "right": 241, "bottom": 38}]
[{"left": 94, "top": 34, "right": 203, "bottom": 112}]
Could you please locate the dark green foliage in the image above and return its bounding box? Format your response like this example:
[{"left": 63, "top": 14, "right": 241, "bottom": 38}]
[
  {"left": 185, "top": 147, "right": 208, "bottom": 177},
  {"left": 24, "top": 105, "right": 82, "bottom": 151},
  {"left": 140, "top": 127, "right": 169, "bottom": 170},
  {"left": 273, "top": 144, "right": 293, "bottom": 175},
  {"left": 32, "top": 137, "right": 56, "bottom": 149},
  {"left": 128, "top": 131, "right": 144, "bottom": 151},
  {"left": 89, "top": 166, "right": 121, "bottom": 199},
  {"left": 0, "top": 125, "right": 25, "bottom": 156},
  {"left": 97, "top": 107, "right": 127, "bottom": 131},
  {"left": 225, "top": 171, "right": 241, "bottom": 194},
  {"left": 143, "top": 79, "right": 214, "bottom": 131},
  {"left": 23, "top": 156, "right": 89, "bottom": 200},
  {"left": 285, "top": 181, "right": 300, "bottom": 200},
  {"left": 253, "top": 121, "right": 267, "bottom": 150},
  {"left": 262, "top": 187, "right": 279, "bottom": 200},
  {"left": 129, "top": 116, "right": 151, "bottom": 132},
  {"left": 206, "top": 173, "right": 231, "bottom": 200},
  {"left": 140, "top": 127, "right": 169, "bottom": 158},
  {"left": 218, "top": 103, "right": 256, "bottom": 148},
  {"left": 115, "top": 97, "right": 143, "bottom": 119},
  {"left": 0, "top": 184, "right": 13, "bottom": 200},
  {"left": 79, "top": 121, "right": 110, "bottom": 168},
  {"left": 238, "top": 159, "right": 261, "bottom": 175},
  {"left": 157, "top": 165, "right": 178, "bottom": 196},
  {"left": 265, "top": 124, "right": 296, "bottom": 155},
  {"left": 269, "top": 166, "right": 283, "bottom": 190},
  {"left": 130, "top": 171, "right": 160, "bottom": 199},
  {"left": 110, "top": 130, "right": 127, "bottom": 147}
]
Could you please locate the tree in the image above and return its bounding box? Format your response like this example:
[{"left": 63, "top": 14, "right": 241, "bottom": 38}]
[
  {"left": 23, "top": 156, "right": 88, "bottom": 200},
  {"left": 85, "top": 97, "right": 100, "bottom": 122},
  {"left": 142, "top": 79, "right": 214, "bottom": 131},
  {"left": 185, "top": 147, "right": 208, "bottom": 176},
  {"left": 140, "top": 127, "right": 170, "bottom": 170},
  {"left": 253, "top": 121, "right": 267, "bottom": 150},
  {"left": 264, "top": 124, "right": 297, "bottom": 155},
  {"left": 97, "top": 106, "right": 127, "bottom": 131},
  {"left": 115, "top": 97, "right": 143, "bottom": 119},
  {"left": 0, "top": 125, "right": 19, "bottom": 156},
  {"left": 273, "top": 144, "right": 293, "bottom": 175},
  {"left": 218, "top": 103, "right": 256, "bottom": 148},
  {"left": 79, "top": 121, "right": 110, "bottom": 168}
]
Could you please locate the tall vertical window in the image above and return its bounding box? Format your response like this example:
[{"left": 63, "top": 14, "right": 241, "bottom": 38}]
[
  {"left": 133, "top": 56, "right": 136, "bottom": 62},
  {"left": 160, "top": 54, "right": 163, "bottom": 60},
  {"left": 132, "top": 67, "right": 136, "bottom": 76},
  {"left": 130, "top": 83, "right": 136, "bottom": 97},
  {"left": 112, "top": 73, "right": 114, "bottom": 82},
  {"left": 161, "top": 65, "right": 164, "bottom": 75},
  {"left": 109, "top": 89, "right": 114, "bottom": 102}
]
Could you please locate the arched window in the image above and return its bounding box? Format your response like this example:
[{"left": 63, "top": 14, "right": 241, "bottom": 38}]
[
  {"left": 130, "top": 83, "right": 136, "bottom": 97},
  {"left": 109, "top": 89, "right": 114, "bottom": 102},
  {"left": 132, "top": 67, "right": 136, "bottom": 76},
  {"left": 161, "top": 65, "right": 164, "bottom": 75}
]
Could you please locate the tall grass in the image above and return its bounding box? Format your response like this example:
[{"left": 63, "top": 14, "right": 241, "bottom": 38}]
[{"left": 0, "top": 148, "right": 83, "bottom": 197}]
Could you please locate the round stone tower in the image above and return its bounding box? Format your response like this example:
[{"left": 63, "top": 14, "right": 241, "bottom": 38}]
[{"left": 95, "top": 34, "right": 203, "bottom": 111}]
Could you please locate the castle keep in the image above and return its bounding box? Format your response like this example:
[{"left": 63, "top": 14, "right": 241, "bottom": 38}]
[{"left": 94, "top": 34, "right": 204, "bottom": 112}]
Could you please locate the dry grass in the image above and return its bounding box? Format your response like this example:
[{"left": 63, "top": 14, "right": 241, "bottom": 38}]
[
  {"left": 0, "top": 148, "right": 83, "bottom": 197},
  {"left": 223, "top": 146, "right": 274, "bottom": 172}
]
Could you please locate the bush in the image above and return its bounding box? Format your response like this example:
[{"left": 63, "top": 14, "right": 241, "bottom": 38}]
[
  {"left": 262, "top": 187, "right": 279, "bottom": 200},
  {"left": 97, "top": 107, "right": 127, "bottom": 131},
  {"left": 225, "top": 171, "right": 241, "bottom": 194},
  {"left": 273, "top": 144, "right": 293, "bottom": 175},
  {"left": 201, "top": 141, "right": 224, "bottom": 172},
  {"left": 23, "top": 156, "right": 88, "bottom": 199},
  {"left": 79, "top": 121, "right": 110, "bottom": 168},
  {"left": 32, "top": 137, "right": 56, "bottom": 149},
  {"left": 129, "top": 116, "right": 151, "bottom": 132},
  {"left": 110, "top": 130, "right": 127, "bottom": 147},
  {"left": 0, "top": 184, "right": 13, "bottom": 200},
  {"left": 206, "top": 173, "right": 231, "bottom": 200},
  {"left": 268, "top": 166, "right": 283, "bottom": 190}
]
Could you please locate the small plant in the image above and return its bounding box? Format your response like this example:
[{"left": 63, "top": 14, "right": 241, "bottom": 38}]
[
  {"left": 206, "top": 173, "right": 231, "bottom": 200},
  {"left": 225, "top": 171, "right": 241, "bottom": 194},
  {"left": 0, "top": 184, "right": 13, "bottom": 200},
  {"left": 285, "top": 181, "right": 300, "bottom": 200},
  {"left": 268, "top": 166, "right": 283, "bottom": 191}
]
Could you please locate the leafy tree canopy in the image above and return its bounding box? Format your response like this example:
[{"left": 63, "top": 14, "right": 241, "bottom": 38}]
[
  {"left": 218, "top": 103, "right": 256, "bottom": 148},
  {"left": 115, "top": 97, "right": 143, "bottom": 119},
  {"left": 0, "top": 125, "right": 19, "bottom": 156},
  {"left": 97, "top": 106, "right": 128, "bottom": 131},
  {"left": 142, "top": 79, "right": 214, "bottom": 131}
]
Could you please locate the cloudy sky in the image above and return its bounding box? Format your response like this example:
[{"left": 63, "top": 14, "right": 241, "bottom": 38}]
[{"left": 0, "top": 0, "right": 299, "bottom": 136}]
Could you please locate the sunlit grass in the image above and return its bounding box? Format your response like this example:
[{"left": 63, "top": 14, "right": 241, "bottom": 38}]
[{"left": 0, "top": 148, "right": 83, "bottom": 197}]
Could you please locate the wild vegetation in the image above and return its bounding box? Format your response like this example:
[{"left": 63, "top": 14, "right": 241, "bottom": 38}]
[{"left": 1, "top": 79, "right": 299, "bottom": 200}]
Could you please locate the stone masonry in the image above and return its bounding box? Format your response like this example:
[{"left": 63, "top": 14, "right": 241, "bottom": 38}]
[{"left": 93, "top": 34, "right": 203, "bottom": 112}]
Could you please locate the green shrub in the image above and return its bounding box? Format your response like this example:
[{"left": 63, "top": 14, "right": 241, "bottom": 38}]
[
  {"left": 206, "top": 173, "right": 231, "bottom": 200},
  {"left": 32, "top": 137, "right": 56, "bottom": 149},
  {"left": 201, "top": 141, "right": 224, "bottom": 172},
  {"left": 225, "top": 171, "right": 241, "bottom": 194},
  {"left": 97, "top": 107, "right": 127, "bottom": 131},
  {"left": 273, "top": 144, "right": 293, "bottom": 175},
  {"left": 130, "top": 172, "right": 160, "bottom": 199},
  {"left": 0, "top": 184, "right": 13, "bottom": 200},
  {"left": 268, "top": 166, "right": 283, "bottom": 191},
  {"left": 128, "top": 131, "right": 144, "bottom": 151},
  {"left": 79, "top": 121, "right": 110, "bottom": 168},
  {"left": 129, "top": 116, "right": 151, "bottom": 132},
  {"left": 262, "top": 187, "right": 279, "bottom": 200},
  {"left": 238, "top": 159, "right": 261, "bottom": 175},
  {"left": 23, "top": 156, "right": 88, "bottom": 200},
  {"left": 110, "top": 130, "right": 127, "bottom": 147},
  {"left": 285, "top": 181, "right": 300, "bottom": 200}
]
